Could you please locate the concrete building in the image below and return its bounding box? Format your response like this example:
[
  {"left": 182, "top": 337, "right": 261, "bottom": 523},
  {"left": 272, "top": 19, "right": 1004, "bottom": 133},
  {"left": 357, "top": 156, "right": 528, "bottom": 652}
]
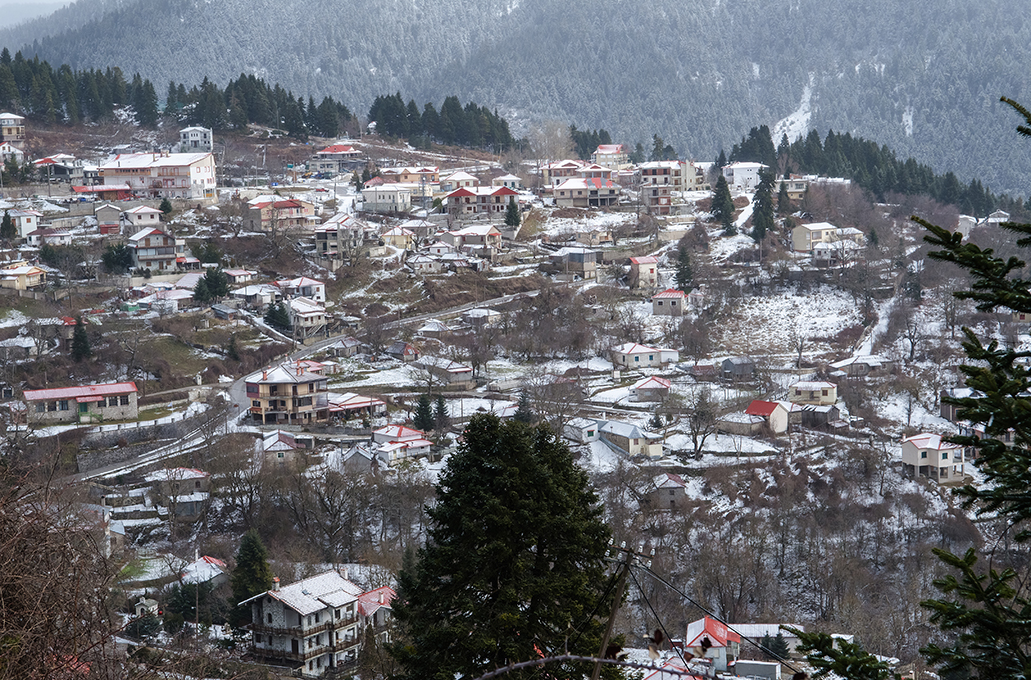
[{"left": 25, "top": 382, "right": 138, "bottom": 424}]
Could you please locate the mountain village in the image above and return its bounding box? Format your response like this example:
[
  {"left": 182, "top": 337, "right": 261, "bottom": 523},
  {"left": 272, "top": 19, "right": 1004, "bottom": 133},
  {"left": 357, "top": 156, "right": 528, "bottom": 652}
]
[{"left": 0, "top": 108, "right": 1010, "bottom": 680}]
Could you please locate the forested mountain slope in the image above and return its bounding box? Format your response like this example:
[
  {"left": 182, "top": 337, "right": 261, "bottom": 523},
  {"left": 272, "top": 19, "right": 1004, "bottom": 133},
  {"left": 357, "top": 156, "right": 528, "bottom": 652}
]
[{"left": 4, "top": 0, "right": 1031, "bottom": 194}]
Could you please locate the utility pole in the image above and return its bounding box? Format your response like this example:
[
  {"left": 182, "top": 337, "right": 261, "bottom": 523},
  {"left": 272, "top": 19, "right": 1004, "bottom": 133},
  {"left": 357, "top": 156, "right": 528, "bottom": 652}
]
[{"left": 591, "top": 542, "right": 656, "bottom": 680}]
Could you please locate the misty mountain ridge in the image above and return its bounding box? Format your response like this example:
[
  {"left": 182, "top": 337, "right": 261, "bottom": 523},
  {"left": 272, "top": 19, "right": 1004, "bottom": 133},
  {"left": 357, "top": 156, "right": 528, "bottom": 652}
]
[{"left": 4, "top": 0, "right": 1031, "bottom": 196}]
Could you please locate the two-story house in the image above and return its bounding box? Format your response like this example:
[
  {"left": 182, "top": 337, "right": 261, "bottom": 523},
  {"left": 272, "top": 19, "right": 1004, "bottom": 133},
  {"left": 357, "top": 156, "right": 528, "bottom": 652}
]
[
  {"left": 128, "top": 227, "right": 178, "bottom": 272},
  {"left": 0, "top": 112, "right": 25, "bottom": 149},
  {"left": 901, "top": 432, "right": 966, "bottom": 484},
  {"left": 243, "top": 570, "right": 395, "bottom": 676},
  {"left": 722, "top": 161, "right": 767, "bottom": 191},
  {"left": 629, "top": 255, "right": 660, "bottom": 290},
  {"left": 274, "top": 276, "right": 326, "bottom": 303},
  {"left": 246, "top": 198, "right": 317, "bottom": 232},
  {"left": 246, "top": 364, "right": 329, "bottom": 425},
  {"left": 179, "top": 126, "right": 213, "bottom": 153}
]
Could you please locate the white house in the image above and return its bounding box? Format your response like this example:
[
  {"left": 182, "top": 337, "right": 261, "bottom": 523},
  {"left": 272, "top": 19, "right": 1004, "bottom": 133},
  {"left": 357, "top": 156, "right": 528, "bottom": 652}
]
[
  {"left": 609, "top": 343, "right": 679, "bottom": 368},
  {"left": 179, "top": 126, "right": 213, "bottom": 153},
  {"left": 722, "top": 162, "right": 767, "bottom": 191},
  {"left": 242, "top": 571, "right": 394, "bottom": 676},
  {"left": 901, "top": 433, "right": 965, "bottom": 484}
]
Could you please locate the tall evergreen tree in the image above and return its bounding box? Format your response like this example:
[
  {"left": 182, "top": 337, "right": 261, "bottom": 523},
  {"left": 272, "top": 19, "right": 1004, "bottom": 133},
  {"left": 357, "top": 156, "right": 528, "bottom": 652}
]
[
  {"left": 413, "top": 394, "right": 434, "bottom": 432},
  {"left": 751, "top": 170, "right": 776, "bottom": 242},
  {"left": 230, "top": 530, "right": 274, "bottom": 628},
  {"left": 389, "top": 414, "right": 612, "bottom": 680},
  {"left": 675, "top": 246, "right": 693, "bottom": 291},
  {"left": 263, "top": 302, "right": 290, "bottom": 332},
  {"left": 711, "top": 174, "right": 735, "bottom": 234},
  {"left": 0, "top": 210, "right": 14, "bottom": 241},
  {"left": 70, "top": 317, "right": 91, "bottom": 362},
  {"left": 504, "top": 196, "right": 521, "bottom": 228},
  {"left": 433, "top": 394, "right": 450, "bottom": 432},
  {"left": 513, "top": 390, "right": 534, "bottom": 424},
  {"left": 777, "top": 180, "right": 791, "bottom": 214}
]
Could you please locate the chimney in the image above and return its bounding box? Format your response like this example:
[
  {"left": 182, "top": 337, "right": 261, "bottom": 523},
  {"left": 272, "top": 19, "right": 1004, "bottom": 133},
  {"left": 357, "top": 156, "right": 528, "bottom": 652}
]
[
  {"left": 343, "top": 567, "right": 349, "bottom": 580},
  {"left": 272, "top": 577, "right": 280, "bottom": 591},
  {"left": 262, "top": 370, "right": 267, "bottom": 380},
  {"left": 379, "top": 591, "right": 385, "bottom": 604}
]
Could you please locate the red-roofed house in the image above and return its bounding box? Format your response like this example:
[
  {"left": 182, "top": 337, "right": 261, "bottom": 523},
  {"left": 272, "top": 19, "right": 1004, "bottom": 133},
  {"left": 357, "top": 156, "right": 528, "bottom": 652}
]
[
  {"left": 591, "top": 144, "right": 628, "bottom": 168},
  {"left": 744, "top": 400, "right": 789, "bottom": 434},
  {"left": 310, "top": 144, "right": 363, "bottom": 174},
  {"left": 358, "top": 586, "right": 395, "bottom": 645},
  {"left": 246, "top": 198, "right": 317, "bottom": 232},
  {"left": 553, "top": 177, "right": 619, "bottom": 208},
  {"left": 630, "top": 375, "right": 672, "bottom": 402},
  {"left": 630, "top": 255, "right": 659, "bottom": 289},
  {"left": 24, "top": 381, "right": 138, "bottom": 424},
  {"left": 651, "top": 289, "right": 687, "bottom": 316},
  {"left": 446, "top": 185, "right": 519, "bottom": 216},
  {"left": 372, "top": 424, "right": 425, "bottom": 444},
  {"left": 902, "top": 433, "right": 966, "bottom": 484},
  {"left": 685, "top": 617, "right": 740, "bottom": 671},
  {"left": 646, "top": 472, "right": 688, "bottom": 510}
]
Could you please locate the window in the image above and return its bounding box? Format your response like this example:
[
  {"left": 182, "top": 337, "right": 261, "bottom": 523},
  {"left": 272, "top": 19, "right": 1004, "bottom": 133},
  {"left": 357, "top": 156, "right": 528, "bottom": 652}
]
[
  {"left": 47, "top": 401, "right": 56, "bottom": 412},
  {"left": 35, "top": 403, "right": 44, "bottom": 413},
  {"left": 821, "top": 389, "right": 828, "bottom": 397},
  {"left": 58, "top": 400, "right": 69, "bottom": 411},
  {"left": 277, "top": 451, "right": 284, "bottom": 459},
  {"left": 921, "top": 451, "right": 927, "bottom": 459},
  {"left": 120, "top": 394, "right": 130, "bottom": 405},
  {"left": 942, "top": 451, "right": 949, "bottom": 460},
  {"left": 267, "top": 613, "right": 272, "bottom": 624},
  {"left": 252, "top": 400, "right": 260, "bottom": 408}
]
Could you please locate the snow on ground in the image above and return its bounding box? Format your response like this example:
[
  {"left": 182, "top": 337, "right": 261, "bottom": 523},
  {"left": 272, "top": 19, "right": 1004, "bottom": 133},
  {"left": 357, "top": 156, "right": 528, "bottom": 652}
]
[
  {"left": 718, "top": 285, "right": 861, "bottom": 356},
  {"left": 540, "top": 210, "right": 635, "bottom": 239},
  {"left": 773, "top": 74, "right": 814, "bottom": 143},
  {"left": 666, "top": 432, "right": 779, "bottom": 455},
  {"left": 708, "top": 230, "right": 756, "bottom": 262},
  {"left": 0, "top": 310, "right": 28, "bottom": 329}
]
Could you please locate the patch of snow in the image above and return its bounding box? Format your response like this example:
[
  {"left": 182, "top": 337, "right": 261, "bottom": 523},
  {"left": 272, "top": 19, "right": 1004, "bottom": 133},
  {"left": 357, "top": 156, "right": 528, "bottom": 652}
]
[
  {"left": 772, "top": 74, "right": 814, "bottom": 143},
  {"left": 903, "top": 106, "right": 914, "bottom": 137}
]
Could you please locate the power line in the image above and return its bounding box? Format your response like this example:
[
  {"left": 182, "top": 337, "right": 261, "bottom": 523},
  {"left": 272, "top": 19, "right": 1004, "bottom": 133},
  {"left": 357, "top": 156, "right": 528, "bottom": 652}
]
[{"left": 631, "top": 560, "right": 806, "bottom": 676}]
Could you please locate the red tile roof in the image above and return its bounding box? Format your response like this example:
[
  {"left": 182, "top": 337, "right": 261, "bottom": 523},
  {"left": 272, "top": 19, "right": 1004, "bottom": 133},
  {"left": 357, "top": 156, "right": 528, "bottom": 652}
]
[
  {"left": 24, "top": 382, "right": 137, "bottom": 402},
  {"left": 745, "top": 400, "right": 779, "bottom": 417}
]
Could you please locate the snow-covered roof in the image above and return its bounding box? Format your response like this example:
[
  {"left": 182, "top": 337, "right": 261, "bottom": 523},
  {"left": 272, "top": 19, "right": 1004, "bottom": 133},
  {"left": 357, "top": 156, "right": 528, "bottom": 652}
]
[
  {"left": 902, "top": 433, "right": 962, "bottom": 451},
  {"left": 239, "top": 571, "right": 363, "bottom": 616},
  {"left": 181, "top": 556, "right": 227, "bottom": 584},
  {"left": 145, "top": 467, "right": 209, "bottom": 482},
  {"left": 790, "top": 381, "right": 836, "bottom": 391},
  {"left": 632, "top": 376, "right": 671, "bottom": 390}
]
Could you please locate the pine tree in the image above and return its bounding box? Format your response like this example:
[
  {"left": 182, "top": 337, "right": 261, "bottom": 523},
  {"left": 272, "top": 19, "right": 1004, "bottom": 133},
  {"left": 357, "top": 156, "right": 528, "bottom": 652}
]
[
  {"left": 675, "top": 246, "right": 693, "bottom": 291},
  {"left": 0, "top": 210, "right": 14, "bottom": 241},
  {"left": 263, "top": 303, "right": 290, "bottom": 331},
  {"left": 513, "top": 390, "right": 534, "bottom": 424},
  {"left": 433, "top": 394, "right": 450, "bottom": 432},
  {"left": 913, "top": 98, "right": 1031, "bottom": 679},
  {"left": 770, "top": 631, "right": 790, "bottom": 659},
  {"left": 202, "top": 267, "right": 230, "bottom": 299},
  {"left": 159, "top": 198, "right": 173, "bottom": 215},
  {"left": 413, "top": 394, "right": 434, "bottom": 432},
  {"left": 230, "top": 530, "right": 274, "bottom": 628},
  {"left": 192, "top": 276, "right": 211, "bottom": 303},
  {"left": 70, "top": 317, "right": 91, "bottom": 362},
  {"left": 777, "top": 180, "right": 791, "bottom": 214},
  {"left": 785, "top": 627, "right": 899, "bottom": 679},
  {"left": 505, "top": 196, "right": 521, "bottom": 228},
  {"left": 751, "top": 170, "right": 776, "bottom": 243},
  {"left": 389, "top": 414, "right": 612, "bottom": 680},
  {"left": 711, "top": 174, "right": 735, "bottom": 234}
]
